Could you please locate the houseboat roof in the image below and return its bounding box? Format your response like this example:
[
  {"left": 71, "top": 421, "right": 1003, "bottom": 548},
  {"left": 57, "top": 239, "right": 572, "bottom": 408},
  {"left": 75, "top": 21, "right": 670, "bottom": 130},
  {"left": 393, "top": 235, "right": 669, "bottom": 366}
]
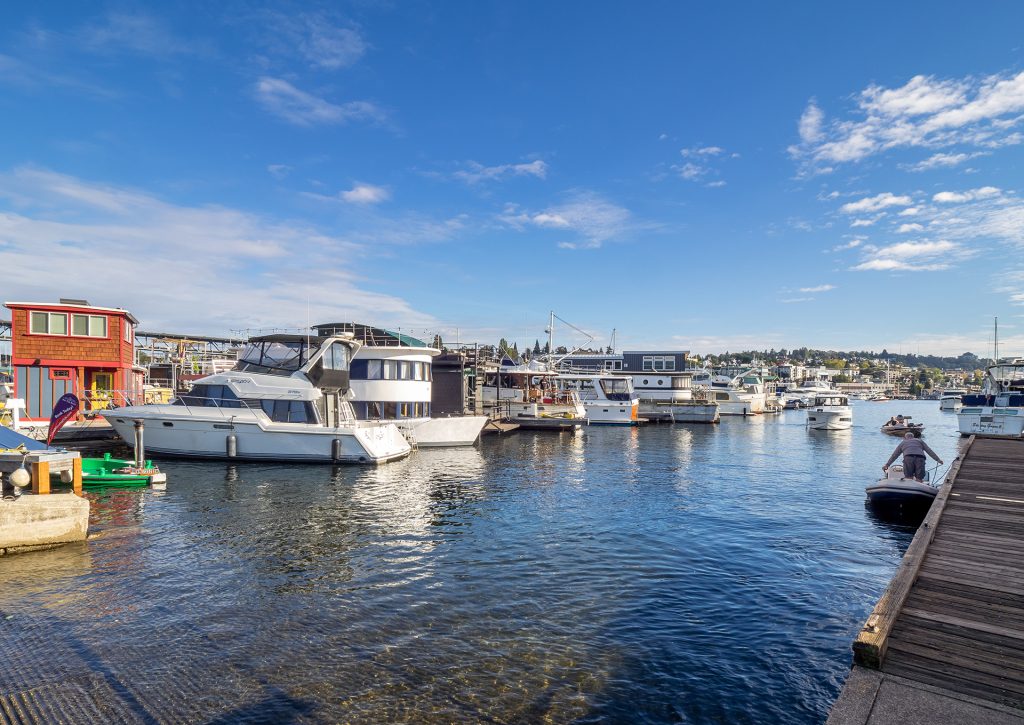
[
  {"left": 312, "top": 322, "right": 428, "bottom": 348},
  {"left": 5, "top": 300, "right": 139, "bottom": 324}
]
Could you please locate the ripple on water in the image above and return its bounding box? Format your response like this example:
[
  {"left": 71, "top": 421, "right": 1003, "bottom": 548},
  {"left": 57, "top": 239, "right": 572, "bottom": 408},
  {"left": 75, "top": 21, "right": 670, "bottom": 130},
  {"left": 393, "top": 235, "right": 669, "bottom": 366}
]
[{"left": 0, "top": 401, "right": 956, "bottom": 723}]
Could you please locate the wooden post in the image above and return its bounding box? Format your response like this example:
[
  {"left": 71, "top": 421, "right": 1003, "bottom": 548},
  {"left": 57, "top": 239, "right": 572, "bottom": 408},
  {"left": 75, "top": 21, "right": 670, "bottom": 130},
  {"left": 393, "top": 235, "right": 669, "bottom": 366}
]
[
  {"left": 72, "top": 457, "right": 82, "bottom": 496},
  {"left": 31, "top": 460, "right": 50, "bottom": 495}
]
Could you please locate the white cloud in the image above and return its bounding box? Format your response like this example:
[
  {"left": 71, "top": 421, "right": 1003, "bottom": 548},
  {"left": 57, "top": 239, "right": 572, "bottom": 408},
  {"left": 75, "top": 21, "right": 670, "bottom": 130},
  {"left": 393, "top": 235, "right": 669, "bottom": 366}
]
[
  {"left": 840, "top": 192, "right": 914, "bottom": 214},
  {"left": 781, "top": 297, "right": 813, "bottom": 303},
  {"left": 254, "top": 77, "right": 383, "bottom": 127},
  {"left": 676, "top": 162, "right": 705, "bottom": 180},
  {"left": 852, "top": 239, "right": 971, "bottom": 272},
  {"left": 850, "top": 217, "right": 880, "bottom": 227},
  {"left": 799, "top": 284, "right": 836, "bottom": 293},
  {"left": 798, "top": 101, "right": 825, "bottom": 144},
  {"left": 453, "top": 159, "right": 547, "bottom": 184},
  {"left": 79, "top": 12, "right": 202, "bottom": 57},
  {"left": 267, "top": 164, "right": 292, "bottom": 179},
  {"left": 932, "top": 186, "right": 1001, "bottom": 203},
  {"left": 903, "top": 151, "right": 986, "bottom": 172},
  {"left": 898, "top": 207, "right": 920, "bottom": 216},
  {"left": 340, "top": 183, "right": 389, "bottom": 204},
  {"left": 790, "top": 70, "right": 1024, "bottom": 172},
  {"left": 0, "top": 166, "right": 434, "bottom": 332},
  {"left": 500, "top": 192, "right": 631, "bottom": 250},
  {"left": 897, "top": 223, "right": 924, "bottom": 233},
  {"left": 681, "top": 146, "right": 724, "bottom": 157},
  {"left": 831, "top": 239, "right": 863, "bottom": 251},
  {"left": 673, "top": 144, "right": 735, "bottom": 185}
]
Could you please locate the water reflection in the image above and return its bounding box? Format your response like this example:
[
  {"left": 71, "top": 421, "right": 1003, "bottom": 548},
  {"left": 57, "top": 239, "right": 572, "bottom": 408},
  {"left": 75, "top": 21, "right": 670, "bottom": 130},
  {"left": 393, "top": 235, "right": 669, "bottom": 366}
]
[{"left": 0, "top": 400, "right": 964, "bottom": 723}]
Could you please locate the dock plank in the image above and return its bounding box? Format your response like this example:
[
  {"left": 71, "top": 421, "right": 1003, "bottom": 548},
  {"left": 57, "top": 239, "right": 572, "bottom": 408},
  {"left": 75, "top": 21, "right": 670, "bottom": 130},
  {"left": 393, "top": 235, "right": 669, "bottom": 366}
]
[{"left": 842, "top": 435, "right": 1024, "bottom": 715}]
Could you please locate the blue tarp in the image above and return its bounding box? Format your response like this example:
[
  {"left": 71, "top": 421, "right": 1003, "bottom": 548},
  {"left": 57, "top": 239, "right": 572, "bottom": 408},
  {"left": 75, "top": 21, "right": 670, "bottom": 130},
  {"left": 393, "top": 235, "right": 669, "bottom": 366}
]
[{"left": 0, "top": 426, "right": 50, "bottom": 451}]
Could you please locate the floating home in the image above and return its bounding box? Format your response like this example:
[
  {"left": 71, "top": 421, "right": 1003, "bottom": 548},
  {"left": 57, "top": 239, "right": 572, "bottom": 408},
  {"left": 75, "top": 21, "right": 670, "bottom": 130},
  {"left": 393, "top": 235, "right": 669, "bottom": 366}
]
[{"left": 4, "top": 299, "right": 142, "bottom": 425}]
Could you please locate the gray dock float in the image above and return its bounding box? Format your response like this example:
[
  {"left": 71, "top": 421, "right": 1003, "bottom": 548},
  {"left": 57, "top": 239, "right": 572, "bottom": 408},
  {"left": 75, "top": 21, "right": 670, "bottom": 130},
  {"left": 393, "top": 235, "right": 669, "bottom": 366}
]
[{"left": 829, "top": 435, "right": 1024, "bottom": 723}]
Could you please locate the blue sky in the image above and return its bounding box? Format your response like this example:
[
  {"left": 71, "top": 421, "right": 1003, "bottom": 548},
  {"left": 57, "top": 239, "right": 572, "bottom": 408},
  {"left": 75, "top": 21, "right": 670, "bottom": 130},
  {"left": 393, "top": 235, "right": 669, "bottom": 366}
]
[{"left": 2, "top": 2, "right": 1023, "bottom": 355}]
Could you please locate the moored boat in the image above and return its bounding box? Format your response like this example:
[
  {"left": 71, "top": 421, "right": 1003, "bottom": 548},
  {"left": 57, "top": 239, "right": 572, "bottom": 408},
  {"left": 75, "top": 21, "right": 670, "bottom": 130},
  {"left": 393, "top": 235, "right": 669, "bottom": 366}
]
[
  {"left": 957, "top": 358, "right": 1024, "bottom": 437},
  {"left": 100, "top": 334, "right": 411, "bottom": 464},
  {"left": 865, "top": 464, "right": 938, "bottom": 516},
  {"left": 806, "top": 394, "right": 852, "bottom": 430}
]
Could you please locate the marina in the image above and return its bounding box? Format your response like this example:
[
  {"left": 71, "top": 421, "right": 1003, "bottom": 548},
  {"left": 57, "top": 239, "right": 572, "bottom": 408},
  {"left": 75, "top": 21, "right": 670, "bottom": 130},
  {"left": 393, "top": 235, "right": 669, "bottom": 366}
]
[{"left": 0, "top": 401, "right": 965, "bottom": 722}]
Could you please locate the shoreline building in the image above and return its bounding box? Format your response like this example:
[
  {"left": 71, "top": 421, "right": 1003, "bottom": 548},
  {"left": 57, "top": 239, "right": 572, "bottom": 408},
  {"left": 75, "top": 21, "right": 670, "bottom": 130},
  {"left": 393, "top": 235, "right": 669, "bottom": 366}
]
[{"left": 4, "top": 299, "right": 141, "bottom": 423}]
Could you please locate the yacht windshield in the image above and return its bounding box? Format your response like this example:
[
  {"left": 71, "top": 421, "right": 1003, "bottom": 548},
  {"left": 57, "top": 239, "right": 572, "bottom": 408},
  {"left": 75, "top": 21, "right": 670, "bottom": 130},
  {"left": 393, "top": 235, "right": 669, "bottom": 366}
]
[
  {"left": 235, "top": 341, "right": 310, "bottom": 375},
  {"left": 600, "top": 378, "right": 634, "bottom": 400}
]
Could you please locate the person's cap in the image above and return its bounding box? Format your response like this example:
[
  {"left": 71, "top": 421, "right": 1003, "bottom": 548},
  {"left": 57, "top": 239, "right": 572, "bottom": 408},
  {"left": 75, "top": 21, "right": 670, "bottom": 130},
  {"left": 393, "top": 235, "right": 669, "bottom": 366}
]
[{"left": 904, "top": 432, "right": 914, "bottom": 439}]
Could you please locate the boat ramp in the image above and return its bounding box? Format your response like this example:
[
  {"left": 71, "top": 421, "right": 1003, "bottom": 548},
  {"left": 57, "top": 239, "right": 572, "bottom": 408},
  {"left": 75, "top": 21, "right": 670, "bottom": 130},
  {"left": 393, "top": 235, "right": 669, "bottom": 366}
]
[{"left": 830, "top": 435, "right": 1024, "bottom": 723}]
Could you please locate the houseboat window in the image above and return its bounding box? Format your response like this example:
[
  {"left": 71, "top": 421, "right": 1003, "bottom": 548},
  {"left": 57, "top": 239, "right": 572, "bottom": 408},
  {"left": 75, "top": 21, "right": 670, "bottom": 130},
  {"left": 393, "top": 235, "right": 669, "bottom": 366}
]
[
  {"left": 236, "top": 341, "right": 308, "bottom": 375},
  {"left": 71, "top": 314, "right": 108, "bottom": 337},
  {"left": 642, "top": 355, "right": 676, "bottom": 372},
  {"left": 30, "top": 311, "right": 67, "bottom": 335},
  {"left": 124, "top": 322, "right": 133, "bottom": 343}
]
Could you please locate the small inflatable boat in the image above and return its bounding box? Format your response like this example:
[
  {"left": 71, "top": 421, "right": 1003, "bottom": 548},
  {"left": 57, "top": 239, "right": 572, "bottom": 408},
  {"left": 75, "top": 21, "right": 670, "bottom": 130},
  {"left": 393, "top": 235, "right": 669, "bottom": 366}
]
[
  {"left": 865, "top": 465, "right": 937, "bottom": 515},
  {"left": 881, "top": 416, "right": 924, "bottom": 436}
]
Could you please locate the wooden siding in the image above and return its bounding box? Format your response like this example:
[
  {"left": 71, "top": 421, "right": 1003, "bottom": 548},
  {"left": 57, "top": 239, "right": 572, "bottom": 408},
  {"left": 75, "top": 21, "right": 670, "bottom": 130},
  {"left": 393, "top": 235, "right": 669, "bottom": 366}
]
[{"left": 10, "top": 308, "right": 132, "bottom": 366}]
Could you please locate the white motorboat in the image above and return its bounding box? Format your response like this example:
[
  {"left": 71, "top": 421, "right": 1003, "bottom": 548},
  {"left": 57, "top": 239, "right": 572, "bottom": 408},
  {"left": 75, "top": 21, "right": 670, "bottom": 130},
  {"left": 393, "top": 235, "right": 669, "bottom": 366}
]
[
  {"left": 957, "top": 359, "right": 1024, "bottom": 437},
  {"left": 938, "top": 390, "right": 966, "bottom": 412},
  {"left": 881, "top": 416, "right": 924, "bottom": 437},
  {"left": 554, "top": 372, "right": 640, "bottom": 425},
  {"left": 806, "top": 393, "right": 852, "bottom": 430},
  {"left": 692, "top": 368, "right": 767, "bottom": 416},
  {"left": 100, "top": 334, "right": 411, "bottom": 463},
  {"left": 315, "top": 322, "right": 488, "bottom": 447},
  {"left": 866, "top": 465, "right": 938, "bottom": 513}
]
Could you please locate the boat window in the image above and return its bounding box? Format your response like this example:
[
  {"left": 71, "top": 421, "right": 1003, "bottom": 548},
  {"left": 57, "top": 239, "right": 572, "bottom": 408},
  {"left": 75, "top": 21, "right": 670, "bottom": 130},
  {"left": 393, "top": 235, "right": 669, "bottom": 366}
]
[
  {"left": 367, "top": 360, "right": 383, "bottom": 379},
  {"left": 259, "top": 399, "right": 315, "bottom": 423},
  {"left": 600, "top": 378, "right": 631, "bottom": 394},
  {"left": 236, "top": 341, "right": 308, "bottom": 375},
  {"left": 383, "top": 360, "right": 398, "bottom": 380},
  {"left": 383, "top": 402, "right": 397, "bottom": 418},
  {"left": 716, "top": 392, "right": 730, "bottom": 401},
  {"left": 322, "top": 343, "right": 350, "bottom": 371},
  {"left": 350, "top": 360, "right": 368, "bottom": 379},
  {"left": 366, "top": 402, "right": 382, "bottom": 418}
]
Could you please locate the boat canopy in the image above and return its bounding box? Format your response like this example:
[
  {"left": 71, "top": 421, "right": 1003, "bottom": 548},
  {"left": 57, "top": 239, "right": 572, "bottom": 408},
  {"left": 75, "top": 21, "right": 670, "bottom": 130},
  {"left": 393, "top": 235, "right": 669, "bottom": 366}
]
[
  {"left": 235, "top": 335, "right": 331, "bottom": 376},
  {"left": 813, "top": 395, "right": 848, "bottom": 406}
]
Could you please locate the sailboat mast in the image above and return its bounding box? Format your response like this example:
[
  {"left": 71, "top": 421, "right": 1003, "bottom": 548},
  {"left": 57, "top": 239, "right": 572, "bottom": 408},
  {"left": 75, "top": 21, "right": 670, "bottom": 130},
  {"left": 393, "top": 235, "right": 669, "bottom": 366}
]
[
  {"left": 995, "top": 316, "right": 999, "bottom": 362},
  {"left": 547, "top": 310, "right": 554, "bottom": 358}
]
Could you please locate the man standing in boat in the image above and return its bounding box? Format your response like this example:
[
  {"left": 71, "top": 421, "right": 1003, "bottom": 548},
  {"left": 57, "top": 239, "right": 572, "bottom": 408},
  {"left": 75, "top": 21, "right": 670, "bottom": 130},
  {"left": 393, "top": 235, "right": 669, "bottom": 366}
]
[{"left": 883, "top": 433, "right": 943, "bottom": 483}]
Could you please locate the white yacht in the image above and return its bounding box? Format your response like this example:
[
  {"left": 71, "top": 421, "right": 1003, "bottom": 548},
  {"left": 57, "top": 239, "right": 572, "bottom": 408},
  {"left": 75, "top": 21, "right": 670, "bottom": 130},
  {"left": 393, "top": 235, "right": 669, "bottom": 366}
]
[
  {"left": 315, "top": 323, "right": 488, "bottom": 447},
  {"left": 693, "top": 368, "right": 767, "bottom": 416},
  {"left": 957, "top": 359, "right": 1024, "bottom": 437},
  {"left": 554, "top": 372, "right": 640, "bottom": 425},
  {"left": 100, "top": 334, "right": 411, "bottom": 463},
  {"left": 806, "top": 393, "right": 853, "bottom": 430},
  {"left": 939, "top": 389, "right": 966, "bottom": 412}
]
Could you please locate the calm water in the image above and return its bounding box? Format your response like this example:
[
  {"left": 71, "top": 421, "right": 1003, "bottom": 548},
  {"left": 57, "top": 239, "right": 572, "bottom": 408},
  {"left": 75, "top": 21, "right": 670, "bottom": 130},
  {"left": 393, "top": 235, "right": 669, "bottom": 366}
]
[{"left": 0, "top": 401, "right": 963, "bottom": 723}]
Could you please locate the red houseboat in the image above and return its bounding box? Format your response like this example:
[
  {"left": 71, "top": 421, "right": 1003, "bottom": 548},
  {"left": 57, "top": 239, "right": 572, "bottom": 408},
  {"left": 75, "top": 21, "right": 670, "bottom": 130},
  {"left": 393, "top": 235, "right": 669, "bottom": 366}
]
[{"left": 4, "top": 298, "right": 143, "bottom": 431}]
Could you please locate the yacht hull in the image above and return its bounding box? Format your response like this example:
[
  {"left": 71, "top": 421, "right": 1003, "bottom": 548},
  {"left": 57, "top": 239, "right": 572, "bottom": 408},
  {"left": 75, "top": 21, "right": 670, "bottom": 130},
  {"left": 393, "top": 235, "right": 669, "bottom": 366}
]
[
  {"left": 640, "top": 401, "right": 719, "bottom": 423},
  {"left": 957, "top": 408, "right": 1024, "bottom": 437},
  {"left": 806, "top": 408, "right": 853, "bottom": 430},
  {"left": 397, "top": 416, "right": 488, "bottom": 447},
  {"left": 583, "top": 401, "right": 639, "bottom": 425},
  {"left": 100, "top": 407, "right": 411, "bottom": 464}
]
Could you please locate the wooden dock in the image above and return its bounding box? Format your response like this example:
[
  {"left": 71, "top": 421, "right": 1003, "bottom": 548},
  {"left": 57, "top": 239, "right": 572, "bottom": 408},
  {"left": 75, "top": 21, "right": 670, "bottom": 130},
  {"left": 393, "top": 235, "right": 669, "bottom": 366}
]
[{"left": 830, "top": 435, "right": 1024, "bottom": 723}]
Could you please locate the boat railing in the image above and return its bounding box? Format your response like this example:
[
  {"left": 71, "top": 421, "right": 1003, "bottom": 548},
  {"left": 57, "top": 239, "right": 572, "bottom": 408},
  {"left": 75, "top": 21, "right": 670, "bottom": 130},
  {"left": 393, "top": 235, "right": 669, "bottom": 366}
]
[{"left": 81, "top": 389, "right": 143, "bottom": 411}]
